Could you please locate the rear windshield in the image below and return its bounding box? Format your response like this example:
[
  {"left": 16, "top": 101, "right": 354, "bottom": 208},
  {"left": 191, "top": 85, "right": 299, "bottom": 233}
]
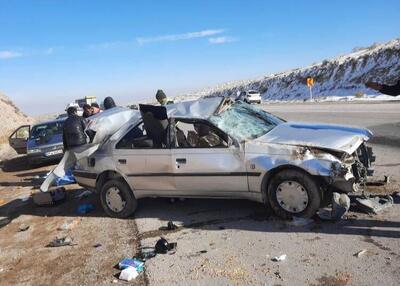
[
  {"left": 30, "top": 122, "right": 64, "bottom": 140},
  {"left": 210, "top": 102, "right": 284, "bottom": 141}
]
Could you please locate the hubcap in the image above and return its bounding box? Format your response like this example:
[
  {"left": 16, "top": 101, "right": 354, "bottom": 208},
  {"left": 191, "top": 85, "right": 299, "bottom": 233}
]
[
  {"left": 276, "top": 181, "right": 309, "bottom": 213},
  {"left": 105, "top": 187, "right": 126, "bottom": 213}
]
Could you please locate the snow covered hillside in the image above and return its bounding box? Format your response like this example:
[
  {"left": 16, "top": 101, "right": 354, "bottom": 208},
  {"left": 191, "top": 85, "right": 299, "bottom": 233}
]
[{"left": 187, "top": 39, "right": 400, "bottom": 101}]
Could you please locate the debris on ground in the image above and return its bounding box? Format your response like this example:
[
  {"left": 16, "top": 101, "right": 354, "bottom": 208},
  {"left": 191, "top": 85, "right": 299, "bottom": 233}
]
[
  {"left": 272, "top": 254, "right": 287, "bottom": 262},
  {"left": 118, "top": 258, "right": 144, "bottom": 271},
  {"left": 93, "top": 243, "right": 102, "bottom": 248},
  {"left": 76, "top": 203, "right": 95, "bottom": 215},
  {"left": 159, "top": 221, "right": 178, "bottom": 231},
  {"left": 354, "top": 195, "right": 393, "bottom": 214},
  {"left": 155, "top": 237, "right": 177, "bottom": 254},
  {"left": 367, "top": 175, "right": 391, "bottom": 186},
  {"left": 57, "top": 219, "right": 80, "bottom": 231},
  {"left": 391, "top": 192, "right": 400, "bottom": 204},
  {"left": 118, "top": 258, "right": 144, "bottom": 281},
  {"left": 55, "top": 169, "right": 76, "bottom": 186},
  {"left": 139, "top": 248, "right": 157, "bottom": 260},
  {"left": 0, "top": 217, "right": 11, "bottom": 227},
  {"left": 318, "top": 192, "right": 350, "bottom": 220},
  {"left": 33, "top": 187, "right": 66, "bottom": 206},
  {"left": 18, "top": 224, "right": 30, "bottom": 232},
  {"left": 47, "top": 236, "right": 74, "bottom": 247},
  {"left": 287, "top": 216, "right": 314, "bottom": 227},
  {"left": 119, "top": 266, "right": 139, "bottom": 281},
  {"left": 74, "top": 190, "right": 93, "bottom": 199},
  {"left": 354, "top": 249, "right": 368, "bottom": 257}
]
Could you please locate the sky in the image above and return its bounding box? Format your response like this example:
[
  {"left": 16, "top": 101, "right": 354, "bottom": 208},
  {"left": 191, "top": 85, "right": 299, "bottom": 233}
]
[{"left": 0, "top": 0, "right": 399, "bottom": 116}]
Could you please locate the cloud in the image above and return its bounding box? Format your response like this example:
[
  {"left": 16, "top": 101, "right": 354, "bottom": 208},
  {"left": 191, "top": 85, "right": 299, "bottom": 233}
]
[
  {"left": 136, "top": 29, "right": 225, "bottom": 45},
  {"left": 208, "top": 36, "right": 238, "bottom": 45},
  {"left": 0, "top": 50, "right": 23, "bottom": 59}
]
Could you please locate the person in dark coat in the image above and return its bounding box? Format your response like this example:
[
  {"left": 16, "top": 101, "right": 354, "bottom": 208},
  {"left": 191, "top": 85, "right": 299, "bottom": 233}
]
[
  {"left": 155, "top": 89, "right": 173, "bottom": 106},
  {"left": 366, "top": 79, "right": 400, "bottom": 96},
  {"left": 63, "top": 106, "right": 87, "bottom": 150},
  {"left": 82, "top": 104, "right": 92, "bottom": 118},
  {"left": 40, "top": 106, "right": 88, "bottom": 192},
  {"left": 103, "top": 97, "right": 116, "bottom": 110}
]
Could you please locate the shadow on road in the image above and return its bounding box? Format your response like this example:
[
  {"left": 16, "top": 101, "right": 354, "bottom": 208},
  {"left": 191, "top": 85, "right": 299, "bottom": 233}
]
[{"left": 1, "top": 195, "right": 399, "bottom": 240}]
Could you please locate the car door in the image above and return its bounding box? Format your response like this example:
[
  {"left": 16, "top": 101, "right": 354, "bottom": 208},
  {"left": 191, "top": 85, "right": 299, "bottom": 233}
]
[
  {"left": 9, "top": 125, "right": 30, "bottom": 154},
  {"left": 113, "top": 107, "right": 175, "bottom": 194},
  {"left": 171, "top": 119, "right": 249, "bottom": 196}
]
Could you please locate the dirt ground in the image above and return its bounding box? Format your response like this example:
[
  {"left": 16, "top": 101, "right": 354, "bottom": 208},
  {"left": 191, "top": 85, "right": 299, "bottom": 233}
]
[{"left": 0, "top": 156, "right": 147, "bottom": 286}]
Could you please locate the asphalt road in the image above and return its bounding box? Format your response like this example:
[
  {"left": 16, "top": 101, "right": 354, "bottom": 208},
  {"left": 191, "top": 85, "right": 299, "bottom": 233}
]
[{"left": 135, "top": 101, "right": 400, "bottom": 286}]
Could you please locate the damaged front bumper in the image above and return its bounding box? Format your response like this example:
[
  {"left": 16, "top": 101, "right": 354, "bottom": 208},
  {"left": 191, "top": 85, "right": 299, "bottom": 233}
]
[{"left": 325, "top": 144, "right": 375, "bottom": 193}]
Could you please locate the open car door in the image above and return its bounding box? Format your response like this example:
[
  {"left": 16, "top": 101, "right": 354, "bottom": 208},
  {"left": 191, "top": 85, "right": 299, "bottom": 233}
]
[{"left": 9, "top": 125, "right": 30, "bottom": 154}]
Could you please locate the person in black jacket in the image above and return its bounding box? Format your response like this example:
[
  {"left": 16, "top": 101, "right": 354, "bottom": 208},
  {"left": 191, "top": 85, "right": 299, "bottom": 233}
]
[
  {"left": 40, "top": 107, "right": 88, "bottom": 192},
  {"left": 103, "top": 97, "right": 116, "bottom": 110},
  {"left": 63, "top": 106, "right": 88, "bottom": 150},
  {"left": 366, "top": 79, "right": 400, "bottom": 96}
]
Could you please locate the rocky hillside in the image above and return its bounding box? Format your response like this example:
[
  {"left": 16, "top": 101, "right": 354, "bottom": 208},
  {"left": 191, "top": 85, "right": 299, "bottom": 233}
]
[
  {"left": 191, "top": 38, "right": 400, "bottom": 100},
  {"left": 0, "top": 92, "right": 33, "bottom": 159}
]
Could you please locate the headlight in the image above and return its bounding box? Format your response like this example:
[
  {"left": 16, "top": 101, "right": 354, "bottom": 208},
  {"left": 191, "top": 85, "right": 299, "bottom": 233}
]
[{"left": 27, "top": 148, "right": 41, "bottom": 154}]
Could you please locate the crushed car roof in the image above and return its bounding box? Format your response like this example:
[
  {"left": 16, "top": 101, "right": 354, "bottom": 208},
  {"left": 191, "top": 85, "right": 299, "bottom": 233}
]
[{"left": 165, "top": 96, "right": 224, "bottom": 119}]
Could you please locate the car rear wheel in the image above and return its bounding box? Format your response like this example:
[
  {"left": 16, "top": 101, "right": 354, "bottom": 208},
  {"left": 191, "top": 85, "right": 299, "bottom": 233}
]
[
  {"left": 267, "top": 169, "right": 321, "bottom": 219},
  {"left": 100, "top": 179, "right": 137, "bottom": 218}
]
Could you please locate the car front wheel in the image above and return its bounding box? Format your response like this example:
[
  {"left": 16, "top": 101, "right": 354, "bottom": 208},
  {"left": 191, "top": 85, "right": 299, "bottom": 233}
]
[
  {"left": 267, "top": 169, "right": 321, "bottom": 219},
  {"left": 100, "top": 179, "right": 137, "bottom": 218}
]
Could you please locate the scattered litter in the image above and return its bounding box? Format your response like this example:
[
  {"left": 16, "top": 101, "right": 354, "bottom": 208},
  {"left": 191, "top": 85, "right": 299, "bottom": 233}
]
[
  {"left": 354, "top": 249, "right": 368, "bottom": 257},
  {"left": 354, "top": 195, "right": 393, "bottom": 214},
  {"left": 18, "top": 224, "right": 30, "bottom": 232},
  {"left": 0, "top": 268, "right": 4, "bottom": 273},
  {"left": 0, "top": 217, "right": 11, "bottom": 227},
  {"left": 47, "top": 236, "right": 74, "bottom": 247},
  {"left": 93, "top": 243, "right": 102, "bottom": 248},
  {"left": 318, "top": 193, "right": 350, "bottom": 220},
  {"left": 159, "top": 221, "right": 178, "bottom": 231},
  {"left": 58, "top": 219, "right": 80, "bottom": 231},
  {"left": 155, "top": 237, "right": 177, "bottom": 254},
  {"left": 33, "top": 188, "right": 66, "bottom": 206},
  {"left": 76, "top": 203, "right": 95, "bottom": 215},
  {"left": 118, "top": 258, "right": 144, "bottom": 271},
  {"left": 272, "top": 254, "right": 287, "bottom": 262},
  {"left": 112, "top": 279, "right": 118, "bottom": 283},
  {"left": 18, "top": 196, "right": 30, "bottom": 203},
  {"left": 287, "top": 216, "right": 314, "bottom": 226},
  {"left": 55, "top": 169, "right": 76, "bottom": 186},
  {"left": 139, "top": 248, "right": 157, "bottom": 260},
  {"left": 33, "top": 172, "right": 49, "bottom": 180},
  {"left": 74, "top": 190, "right": 93, "bottom": 199},
  {"left": 391, "top": 192, "right": 400, "bottom": 204},
  {"left": 199, "top": 250, "right": 207, "bottom": 254},
  {"left": 119, "top": 266, "right": 138, "bottom": 281}
]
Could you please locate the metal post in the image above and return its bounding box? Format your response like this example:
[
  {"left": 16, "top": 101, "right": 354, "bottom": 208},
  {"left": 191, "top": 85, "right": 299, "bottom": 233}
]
[{"left": 309, "top": 86, "right": 313, "bottom": 101}]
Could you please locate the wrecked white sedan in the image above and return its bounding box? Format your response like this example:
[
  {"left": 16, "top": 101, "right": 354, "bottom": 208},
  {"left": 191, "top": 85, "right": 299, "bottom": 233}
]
[{"left": 73, "top": 97, "right": 374, "bottom": 218}]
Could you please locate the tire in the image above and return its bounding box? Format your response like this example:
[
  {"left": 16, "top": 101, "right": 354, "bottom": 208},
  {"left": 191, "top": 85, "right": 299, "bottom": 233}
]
[
  {"left": 100, "top": 179, "right": 137, "bottom": 218},
  {"left": 267, "top": 169, "right": 321, "bottom": 219}
]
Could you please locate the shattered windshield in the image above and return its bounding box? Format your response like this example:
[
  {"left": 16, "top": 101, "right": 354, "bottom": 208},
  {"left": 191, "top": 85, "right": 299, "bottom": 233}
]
[
  {"left": 210, "top": 102, "right": 284, "bottom": 141},
  {"left": 30, "top": 122, "right": 64, "bottom": 140}
]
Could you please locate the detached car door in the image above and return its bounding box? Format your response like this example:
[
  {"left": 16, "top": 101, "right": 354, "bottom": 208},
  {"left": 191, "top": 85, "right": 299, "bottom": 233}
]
[
  {"left": 9, "top": 125, "right": 30, "bottom": 154},
  {"left": 171, "top": 119, "right": 249, "bottom": 196}
]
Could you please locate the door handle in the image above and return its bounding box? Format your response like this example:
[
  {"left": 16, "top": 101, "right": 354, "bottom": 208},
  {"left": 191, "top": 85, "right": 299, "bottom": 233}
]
[
  {"left": 176, "top": 158, "right": 186, "bottom": 164},
  {"left": 118, "top": 159, "right": 127, "bottom": 164}
]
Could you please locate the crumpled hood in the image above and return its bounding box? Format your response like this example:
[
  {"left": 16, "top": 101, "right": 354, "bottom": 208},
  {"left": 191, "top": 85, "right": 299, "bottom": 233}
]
[{"left": 255, "top": 122, "right": 373, "bottom": 154}]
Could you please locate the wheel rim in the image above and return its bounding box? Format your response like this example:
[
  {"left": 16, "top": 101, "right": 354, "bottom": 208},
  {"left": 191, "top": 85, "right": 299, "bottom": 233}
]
[
  {"left": 276, "top": 180, "right": 309, "bottom": 213},
  {"left": 105, "top": 187, "right": 126, "bottom": 213}
]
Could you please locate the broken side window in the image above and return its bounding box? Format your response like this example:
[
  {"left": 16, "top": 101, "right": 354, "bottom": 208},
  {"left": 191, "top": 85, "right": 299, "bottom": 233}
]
[{"left": 116, "top": 121, "right": 167, "bottom": 149}]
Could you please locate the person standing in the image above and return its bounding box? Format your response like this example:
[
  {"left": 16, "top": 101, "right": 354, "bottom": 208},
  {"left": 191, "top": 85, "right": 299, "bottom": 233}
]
[
  {"left": 82, "top": 104, "right": 92, "bottom": 118},
  {"left": 91, "top": 102, "right": 101, "bottom": 115},
  {"left": 155, "top": 89, "right": 173, "bottom": 106},
  {"left": 366, "top": 79, "right": 400, "bottom": 96},
  {"left": 103, "top": 97, "right": 116, "bottom": 110},
  {"left": 40, "top": 106, "right": 88, "bottom": 192}
]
